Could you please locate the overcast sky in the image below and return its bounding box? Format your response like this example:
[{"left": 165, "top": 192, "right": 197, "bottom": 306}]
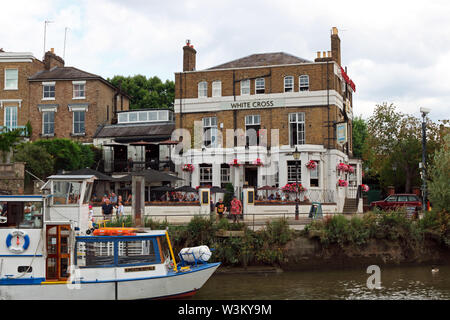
[{"left": 1, "top": 0, "right": 449, "bottom": 122}]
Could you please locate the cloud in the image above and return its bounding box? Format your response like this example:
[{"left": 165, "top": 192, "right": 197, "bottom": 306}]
[{"left": 0, "top": 0, "right": 448, "bottom": 122}]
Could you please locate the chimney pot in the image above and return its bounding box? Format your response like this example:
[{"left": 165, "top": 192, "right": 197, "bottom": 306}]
[
  {"left": 328, "top": 51, "right": 331, "bottom": 57},
  {"left": 317, "top": 51, "right": 321, "bottom": 58},
  {"left": 51, "top": 48, "right": 54, "bottom": 53},
  {"left": 332, "top": 27, "right": 338, "bottom": 35}
]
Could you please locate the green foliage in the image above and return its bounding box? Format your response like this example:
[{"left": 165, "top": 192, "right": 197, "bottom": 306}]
[
  {"left": 352, "top": 115, "right": 367, "bottom": 159},
  {"left": 0, "top": 128, "right": 24, "bottom": 162},
  {"left": 223, "top": 183, "right": 235, "bottom": 210},
  {"left": 108, "top": 75, "right": 175, "bottom": 110},
  {"left": 32, "top": 138, "right": 95, "bottom": 172},
  {"left": 428, "top": 134, "right": 450, "bottom": 212},
  {"left": 13, "top": 142, "right": 54, "bottom": 182},
  {"left": 363, "top": 103, "right": 448, "bottom": 192}
]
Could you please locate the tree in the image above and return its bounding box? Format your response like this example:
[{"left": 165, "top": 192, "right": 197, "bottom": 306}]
[
  {"left": 13, "top": 143, "right": 54, "bottom": 183},
  {"left": 428, "top": 134, "right": 450, "bottom": 212},
  {"left": 108, "top": 75, "right": 175, "bottom": 110},
  {"left": 363, "top": 103, "right": 447, "bottom": 193},
  {"left": 352, "top": 115, "right": 367, "bottom": 159},
  {"left": 0, "top": 128, "right": 26, "bottom": 163}
]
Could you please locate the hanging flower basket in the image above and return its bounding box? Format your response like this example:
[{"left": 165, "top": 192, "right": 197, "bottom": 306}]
[
  {"left": 361, "top": 184, "right": 369, "bottom": 192},
  {"left": 281, "top": 182, "right": 306, "bottom": 193},
  {"left": 347, "top": 165, "right": 355, "bottom": 174},
  {"left": 182, "top": 164, "right": 194, "bottom": 172},
  {"left": 338, "top": 179, "right": 348, "bottom": 187},
  {"left": 306, "top": 160, "right": 317, "bottom": 170},
  {"left": 230, "top": 159, "right": 241, "bottom": 167},
  {"left": 337, "top": 162, "right": 349, "bottom": 172},
  {"left": 253, "top": 158, "right": 263, "bottom": 166}
]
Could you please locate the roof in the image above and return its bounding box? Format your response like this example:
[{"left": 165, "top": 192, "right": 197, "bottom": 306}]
[
  {"left": 94, "top": 122, "right": 175, "bottom": 140},
  {"left": 207, "top": 52, "right": 311, "bottom": 70},
  {"left": 29, "top": 66, "right": 103, "bottom": 81},
  {"left": 28, "top": 66, "right": 129, "bottom": 96},
  {"left": 113, "top": 169, "right": 182, "bottom": 183},
  {"left": 64, "top": 168, "right": 113, "bottom": 181}
]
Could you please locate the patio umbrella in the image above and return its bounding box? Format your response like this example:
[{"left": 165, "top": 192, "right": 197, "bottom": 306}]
[
  {"left": 210, "top": 186, "right": 230, "bottom": 194},
  {"left": 175, "top": 185, "right": 197, "bottom": 192},
  {"left": 257, "top": 185, "right": 278, "bottom": 199},
  {"left": 152, "top": 186, "right": 175, "bottom": 192}
]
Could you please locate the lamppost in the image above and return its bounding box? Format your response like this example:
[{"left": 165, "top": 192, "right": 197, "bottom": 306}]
[
  {"left": 293, "top": 147, "right": 301, "bottom": 220},
  {"left": 420, "top": 107, "right": 430, "bottom": 212}
]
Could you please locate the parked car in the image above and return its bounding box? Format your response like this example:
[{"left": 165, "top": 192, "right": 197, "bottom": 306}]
[{"left": 370, "top": 194, "right": 422, "bottom": 212}]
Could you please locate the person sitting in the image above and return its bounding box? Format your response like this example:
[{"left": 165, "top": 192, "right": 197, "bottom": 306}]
[
  {"left": 275, "top": 193, "right": 281, "bottom": 200},
  {"left": 268, "top": 194, "right": 275, "bottom": 201}
]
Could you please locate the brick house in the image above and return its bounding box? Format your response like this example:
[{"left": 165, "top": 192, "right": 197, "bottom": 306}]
[
  {"left": 28, "top": 50, "right": 130, "bottom": 142},
  {"left": 173, "top": 28, "right": 362, "bottom": 213},
  {"left": 0, "top": 50, "right": 44, "bottom": 133},
  {"left": 0, "top": 48, "right": 130, "bottom": 143}
]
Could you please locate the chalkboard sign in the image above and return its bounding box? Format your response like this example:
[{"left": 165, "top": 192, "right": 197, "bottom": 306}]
[
  {"left": 201, "top": 191, "right": 209, "bottom": 204},
  {"left": 247, "top": 190, "right": 254, "bottom": 204}
]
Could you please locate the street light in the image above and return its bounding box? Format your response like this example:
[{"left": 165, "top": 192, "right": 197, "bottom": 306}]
[
  {"left": 293, "top": 147, "right": 301, "bottom": 220},
  {"left": 420, "top": 107, "right": 430, "bottom": 212}
]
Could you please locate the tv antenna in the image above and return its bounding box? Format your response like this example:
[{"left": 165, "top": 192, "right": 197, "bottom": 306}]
[
  {"left": 43, "top": 20, "right": 54, "bottom": 56},
  {"left": 63, "top": 27, "right": 70, "bottom": 60}
]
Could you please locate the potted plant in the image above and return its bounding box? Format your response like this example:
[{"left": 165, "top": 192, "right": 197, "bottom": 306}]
[
  {"left": 182, "top": 164, "right": 194, "bottom": 172},
  {"left": 306, "top": 160, "right": 317, "bottom": 170}
]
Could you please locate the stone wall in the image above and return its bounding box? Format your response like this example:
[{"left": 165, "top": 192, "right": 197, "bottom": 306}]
[{"left": 0, "top": 162, "right": 25, "bottom": 194}]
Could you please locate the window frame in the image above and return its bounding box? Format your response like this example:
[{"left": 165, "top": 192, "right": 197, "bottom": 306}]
[
  {"left": 287, "top": 160, "right": 302, "bottom": 184},
  {"left": 255, "top": 78, "right": 265, "bottom": 94},
  {"left": 72, "top": 81, "right": 86, "bottom": 99},
  {"left": 4, "top": 106, "right": 18, "bottom": 130},
  {"left": 299, "top": 75, "right": 309, "bottom": 91},
  {"left": 289, "top": 112, "right": 305, "bottom": 146},
  {"left": 42, "top": 110, "right": 55, "bottom": 136},
  {"left": 198, "top": 81, "right": 207, "bottom": 98},
  {"left": 309, "top": 161, "right": 320, "bottom": 187},
  {"left": 284, "top": 76, "right": 294, "bottom": 92},
  {"left": 199, "top": 164, "right": 213, "bottom": 186},
  {"left": 42, "top": 82, "right": 56, "bottom": 100},
  {"left": 4, "top": 68, "right": 18, "bottom": 90},
  {"left": 212, "top": 80, "right": 222, "bottom": 97},
  {"left": 240, "top": 79, "right": 250, "bottom": 95},
  {"left": 202, "top": 116, "right": 218, "bottom": 148},
  {"left": 73, "top": 110, "right": 86, "bottom": 135}
]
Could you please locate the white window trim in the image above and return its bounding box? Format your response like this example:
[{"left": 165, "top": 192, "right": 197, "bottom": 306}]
[
  {"left": 289, "top": 112, "right": 306, "bottom": 146},
  {"left": 72, "top": 110, "right": 86, "bottom": 135},
  {"left": 255, "top": 78, "right": 265, "bottom": 94},
  {"left": 4, "top": 68, "right": 18, "bottom": 90},
  {"left": 212, "top": 81, "right": 222, "bottom": 97},
  {"left": 42, "top": 110, "right": 55, "bottom": 136},
  {"left": 284, "top": 76, "right": 294, "bottom": 92},
  {"left": 3, "top": 106, "right": 18, "bottom": 130},
  {"left": 198, "top": 81, "right": 207, "bottom": 98},
  {"left": 42, "top": 81, "right": 56, "bottom": 101},
  {"left": 72, "top": 81, "right": 86, "bottom": 99},
  {"left": 240, "top": 79, "right": 250, "bottom": 95},
  {"left": 299, "top": 75, "right": 310, "bottom": 91}
]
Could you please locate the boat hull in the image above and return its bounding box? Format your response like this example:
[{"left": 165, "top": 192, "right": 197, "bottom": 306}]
[{"left": 0, "top": 262, "right": 220, "bottom": 300}]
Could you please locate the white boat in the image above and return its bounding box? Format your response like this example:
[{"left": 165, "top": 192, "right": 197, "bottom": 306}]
[{"left": 0, "top": 175, "right": 220, "bottom": 300}]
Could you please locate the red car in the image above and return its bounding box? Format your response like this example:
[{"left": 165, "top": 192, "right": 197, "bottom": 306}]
[{"left": 370, "top": 194, "right": 422, "bottom": 212}]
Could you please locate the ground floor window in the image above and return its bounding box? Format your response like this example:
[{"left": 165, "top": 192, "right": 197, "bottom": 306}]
[
  {"left": 221, "top": 164, "right": 230, "bottom": 188},
  {"left": 309, "top": 161, "right": 320, "bottom": 187},
  {"left": 199, "top": 164, "right": 212, "bottom": 186},
  {"left": 287, "top": 160, "right": 301, "bottom": 183}
]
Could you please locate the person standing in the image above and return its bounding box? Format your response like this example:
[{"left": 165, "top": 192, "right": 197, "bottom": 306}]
[
  {"left": 116, "top": 201, "right": 124, "bottom": 220},
  {"left": 230, "top": 196, "right": 242, "bottom": 223},
  {"left": 215, "top": 198, "right": 227, "bottom": 222},
  {"left": 101, "top": 198, "right": 113, "bottom": 222}
]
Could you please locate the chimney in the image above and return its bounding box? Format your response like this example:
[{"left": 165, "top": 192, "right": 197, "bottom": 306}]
[
  {"left": 43, "top": 49, "right": 65, "bottom": 70},
  {"left": 183, "top": 40, "right": 196, "bottom": 72},
  {"left": 331, "top": 27, "right": 341, "bottom": 65}
]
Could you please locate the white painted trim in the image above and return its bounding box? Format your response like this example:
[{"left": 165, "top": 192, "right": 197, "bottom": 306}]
[
  {"left": 0, "top": 99, "right": 22, "bottom": 109},
  {"left": 4, "top": 68, "right": 18, "bottom": 90},
  {"left": 175, "top": 90, "right": 344, "bottom": 113},
  {"left": 72, "top": 80, "right": 86, "bottom": 85},
  {"left": 42, "top": 81, "right": 56, "bottom": 86}
]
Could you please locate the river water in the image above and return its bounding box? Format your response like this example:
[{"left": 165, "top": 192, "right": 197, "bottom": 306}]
[{"left": 191, "top": 265, "right": 450, "bottom": 300}]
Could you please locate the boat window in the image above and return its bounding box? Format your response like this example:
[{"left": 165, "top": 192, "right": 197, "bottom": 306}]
[
  {"left": 117, "top": 239, "right": 158, "bottom": 266},
  {"left": 0, "top": 201, "right": 43, "bottom": 229},
  {"left": 83, "top": 182, "right": 93, "bottom": 204},
  {"left": 76, "top": 241, "right": 115, "bottom": 267},
  {"left": 53, "top": 181, "right": 82, "bottom": 205}
]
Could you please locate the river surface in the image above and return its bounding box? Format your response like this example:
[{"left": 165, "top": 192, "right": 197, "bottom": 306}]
[{"left": 191, "top": 265, "right": 450, "bottom": 300}]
